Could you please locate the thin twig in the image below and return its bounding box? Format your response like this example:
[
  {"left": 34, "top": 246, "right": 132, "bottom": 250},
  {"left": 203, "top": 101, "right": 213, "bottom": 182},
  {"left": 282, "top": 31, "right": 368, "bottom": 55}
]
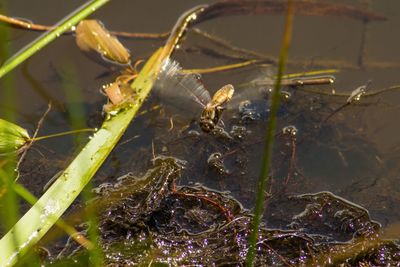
[
  {"left": 299, "top": 84, "right": 400, "bottom": 98},
  {"left": 0, "top": 14, "right": 170, "bottom": 39},
  {"left": 118, "top": 135, "right": 140, "bottom": 146},
  {"left": 357, "top": 20, "right": 369, "bottom": 68},
  {"left": 181, "top": 59, "right": 260, "bottom": 75},
  {"left": 191, "top": 28, "right": 269, "bottom": 60},
  {"left": 168, "top": 117, "right": 174, "bottom": 131},
  {"left": 357, "top": 0, "right": 372, "bottom": 68},
  {"left": 16, "top": 102, "right": 52, "bottom": 170},
  {"left": 284, "top": 135, "right": 297, "bottom": 185}
]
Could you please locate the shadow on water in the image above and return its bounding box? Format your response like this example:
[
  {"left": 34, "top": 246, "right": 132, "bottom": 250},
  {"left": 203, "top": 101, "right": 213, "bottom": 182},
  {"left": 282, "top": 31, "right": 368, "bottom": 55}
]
[{"left": 2, "top": 0, "right": 400, "bottom": 265}]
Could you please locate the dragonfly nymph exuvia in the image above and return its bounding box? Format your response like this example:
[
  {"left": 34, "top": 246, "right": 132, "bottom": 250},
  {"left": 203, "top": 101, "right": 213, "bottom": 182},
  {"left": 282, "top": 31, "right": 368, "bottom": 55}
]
[{"left": 155, "top": 59, "right": 234, "bottom": 133}]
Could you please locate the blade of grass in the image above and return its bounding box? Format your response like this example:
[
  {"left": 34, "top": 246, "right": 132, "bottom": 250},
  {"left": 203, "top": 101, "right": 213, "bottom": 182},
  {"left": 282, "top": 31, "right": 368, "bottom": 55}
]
[
  {"left": 0, "top": 0, "right": 110, "bottom": 79},
  {"left": 0, "top": 48, "right": 163, "bottom": 267},
  {"left": 59, "top": 62, "right": 103, "bottom": 265},
  {"left": 0, "top": 2, "right": 21, "bottom": 264},
  {"left": 0, "top": 4, "right": 210, "bottom": 265},
  {"left": 12, "top": 183, "right": 93, "bottom": 249},
  {"left": 245, "top": 1, "right": 295, "bottom": 266}
]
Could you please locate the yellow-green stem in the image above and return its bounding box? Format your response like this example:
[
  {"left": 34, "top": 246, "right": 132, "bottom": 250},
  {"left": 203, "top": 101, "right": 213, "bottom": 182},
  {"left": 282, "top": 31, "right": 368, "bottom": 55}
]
[{"left": 30, "top": 128, "right": 95, "bottom": 142}]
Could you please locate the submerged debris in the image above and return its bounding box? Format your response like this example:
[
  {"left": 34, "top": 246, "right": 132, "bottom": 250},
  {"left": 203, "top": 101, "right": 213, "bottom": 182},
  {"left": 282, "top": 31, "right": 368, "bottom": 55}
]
[
  {"left": 238, "top": 100, "right": 262, "bottom": 122},
  {"left": 52, "top": 158, "right": 400, "bottom": 266},
  {"left": 207, "top": 152, "right": 229, "bottom": 175},
  {"left": 230, "top": 125, "right": 249, "bottom": 140}
]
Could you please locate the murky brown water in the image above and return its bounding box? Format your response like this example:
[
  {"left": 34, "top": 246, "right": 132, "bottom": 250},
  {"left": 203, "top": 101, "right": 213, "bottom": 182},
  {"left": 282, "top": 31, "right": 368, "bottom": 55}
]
[{"left": 1, "top": 0, "right": 400, "bottom": 265}]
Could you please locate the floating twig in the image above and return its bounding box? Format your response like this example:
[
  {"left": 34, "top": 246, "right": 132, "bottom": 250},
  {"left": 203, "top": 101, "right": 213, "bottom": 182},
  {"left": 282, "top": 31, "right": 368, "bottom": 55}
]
[
  {"left": 16, "top": 102, "right": 52, "bottom": 169},
  {"left": 181, "top": 59, "right": 260, "bottom": 75}
]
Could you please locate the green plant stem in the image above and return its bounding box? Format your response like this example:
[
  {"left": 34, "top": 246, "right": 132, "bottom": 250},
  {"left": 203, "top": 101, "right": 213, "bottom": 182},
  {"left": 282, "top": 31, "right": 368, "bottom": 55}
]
[
  {"left": 245, "top": 1, "right": 295, "bottom": 266},
  {"left": 0, "top": 0, "right": 110, "bottom": 79},
  {"left": 31, "top": 128, "right": 95, "bottom": 141}
]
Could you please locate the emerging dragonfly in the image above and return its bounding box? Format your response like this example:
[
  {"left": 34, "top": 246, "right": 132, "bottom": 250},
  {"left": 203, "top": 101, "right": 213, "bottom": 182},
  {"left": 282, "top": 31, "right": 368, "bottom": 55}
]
[
  {"left": 199, "top": 84, "right": 234, "bottom": 132},
  {"left": 156, "top": 59, "right": 234, "bottom": 132}
]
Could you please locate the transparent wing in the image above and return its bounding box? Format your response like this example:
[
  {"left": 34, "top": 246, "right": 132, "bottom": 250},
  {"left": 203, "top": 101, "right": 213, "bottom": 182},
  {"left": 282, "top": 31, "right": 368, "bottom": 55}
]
[
  {"left": 227, "top": 66, "right": 274, "bottom": 111},
  {"left": 225, "top": 67, "right": 275, "bottom": 119},
  {"left": 227, "top": 86, "right": 269, "bottom": 110},
  {"left": 155, "top": 59, "right": 211, "bottom": 110}
]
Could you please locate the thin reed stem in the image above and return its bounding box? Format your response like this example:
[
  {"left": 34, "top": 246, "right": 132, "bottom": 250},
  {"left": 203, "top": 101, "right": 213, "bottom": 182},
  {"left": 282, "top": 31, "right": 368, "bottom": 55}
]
[
  {"left": 246, "top": 1, "right": 295, "bottom": 265},
  {"left": 30, "top": 129, "right": 95, "bottom": 142}
]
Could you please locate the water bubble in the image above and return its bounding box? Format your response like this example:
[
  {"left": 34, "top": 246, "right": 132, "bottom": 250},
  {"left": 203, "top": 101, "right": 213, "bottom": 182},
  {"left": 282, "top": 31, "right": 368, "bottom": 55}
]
[
  {"left": 280, "top": 90, "right": 291, "bottom": 103},
  {"left": 230, "top": 125, "right": 248, "bottom": 139},
  {"left": 238, "top": 100, "right": 260, "bottom": 122},
  {"left": 282, "top": 125, "right": 298, "bottom": 137}
]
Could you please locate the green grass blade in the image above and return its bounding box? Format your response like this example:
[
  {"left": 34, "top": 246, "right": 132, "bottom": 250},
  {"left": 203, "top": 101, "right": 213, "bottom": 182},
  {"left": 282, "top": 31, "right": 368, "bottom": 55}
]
[
  {"left": 0, "top": 4, "right": 208, "bottom": 265},
  {"left": 59, "top": 62, "right": 103, "bottom": 265},
  {"left": 0, "top": 3, "right": 21, "bottom": 264},
  {"left": 0, "top": 48, "right": 163, "bottom": 267},
  {"left": 0, "top": 0, "right": 110, "bottom": 79},
  {"left": 245, "top": 1, "right": 295, "bottom": 266}
]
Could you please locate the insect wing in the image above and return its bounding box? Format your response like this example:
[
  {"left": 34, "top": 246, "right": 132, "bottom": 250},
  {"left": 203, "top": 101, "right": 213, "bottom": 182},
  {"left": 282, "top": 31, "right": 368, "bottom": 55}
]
[
  {"left": 155, "top": 59, "right": 211, "bottom": 114},
  {"left": 179, "top": 73, "right": 211, "bottom": 107}
]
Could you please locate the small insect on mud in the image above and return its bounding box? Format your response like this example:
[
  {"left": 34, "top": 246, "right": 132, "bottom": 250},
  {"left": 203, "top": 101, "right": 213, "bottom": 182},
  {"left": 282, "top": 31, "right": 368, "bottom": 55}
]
[
  {"left": 156, "top": 59, "right": 234, "bottom": 133},
  {"left": 199, "top": 84, "right": 234, "bottom": 132}
]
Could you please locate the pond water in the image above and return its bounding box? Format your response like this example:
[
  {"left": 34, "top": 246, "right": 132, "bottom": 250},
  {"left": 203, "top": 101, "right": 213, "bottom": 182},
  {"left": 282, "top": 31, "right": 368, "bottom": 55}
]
[{"left": 1, "top": 0, "right": 400, "bottom": 265}]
